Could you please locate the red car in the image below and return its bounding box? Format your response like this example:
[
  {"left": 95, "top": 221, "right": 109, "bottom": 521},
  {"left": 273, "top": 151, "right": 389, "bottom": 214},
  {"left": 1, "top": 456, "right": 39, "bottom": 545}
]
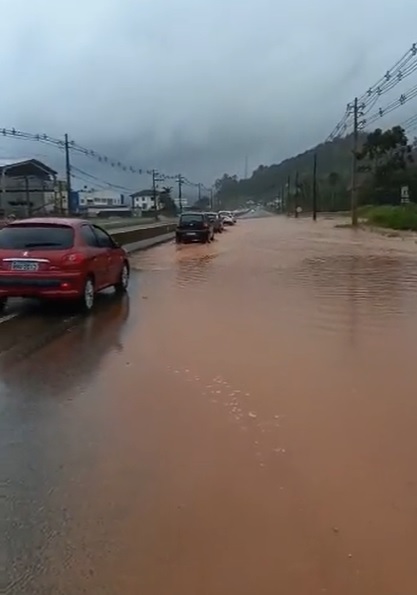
[{"left": 0, "top": 217, "right": 130, "bottom": 313}]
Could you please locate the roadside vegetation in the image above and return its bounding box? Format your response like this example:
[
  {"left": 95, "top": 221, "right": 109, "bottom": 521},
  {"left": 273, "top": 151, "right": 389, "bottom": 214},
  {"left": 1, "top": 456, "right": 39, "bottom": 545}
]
[{"left": 359, "top": 204, "right": 417, "bottom": 231}]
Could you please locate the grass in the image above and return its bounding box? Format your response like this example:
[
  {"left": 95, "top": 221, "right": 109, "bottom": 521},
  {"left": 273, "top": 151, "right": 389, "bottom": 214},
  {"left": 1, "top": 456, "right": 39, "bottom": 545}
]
[{"left": 360, "top": 204, "right": 417, "bottom": 231}]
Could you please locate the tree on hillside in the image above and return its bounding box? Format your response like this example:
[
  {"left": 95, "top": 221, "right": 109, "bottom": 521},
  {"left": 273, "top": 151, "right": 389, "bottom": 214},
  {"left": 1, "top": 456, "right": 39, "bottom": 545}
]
[
  {"left": 159, "top": 186, "right": 178, "bottom": 215},
  {"left": 357, "top": 126, "right": 413, "bottom": 176},
  {"left": 357, "top": 126, "right": 416, "bottom": 205},
  {"left": 328, "top": 171, "right": 340, "bottom": 211}
]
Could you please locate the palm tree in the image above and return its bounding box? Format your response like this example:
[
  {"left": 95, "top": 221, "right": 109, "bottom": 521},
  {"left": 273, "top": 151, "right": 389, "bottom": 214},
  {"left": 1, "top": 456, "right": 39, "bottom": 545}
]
[{"left": 159, "top": 186, "right": 177, "bottom": 215}]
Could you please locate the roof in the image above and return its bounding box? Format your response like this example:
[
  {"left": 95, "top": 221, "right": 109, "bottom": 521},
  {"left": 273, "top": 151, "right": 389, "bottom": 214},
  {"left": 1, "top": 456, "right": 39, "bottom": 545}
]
[
  {"left": 0, "top": 158, "right": 57, "bottom": 176},
  {"left": 130, "top": 189, "right": 158, "bottom": 197},
  {"left": 79, "top": 188, "right": 123, "bottom": 199}
]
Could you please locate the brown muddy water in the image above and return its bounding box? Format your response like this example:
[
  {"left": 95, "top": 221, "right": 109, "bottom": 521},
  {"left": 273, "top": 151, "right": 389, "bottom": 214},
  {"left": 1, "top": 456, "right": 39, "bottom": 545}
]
[{"left": 2, "top": 216, "right": 417, "bottom": 594}]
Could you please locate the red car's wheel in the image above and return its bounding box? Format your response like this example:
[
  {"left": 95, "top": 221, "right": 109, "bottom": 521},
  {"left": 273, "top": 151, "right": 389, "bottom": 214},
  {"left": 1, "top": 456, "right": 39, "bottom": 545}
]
[
  {"left": 79, "top": 276, "right": 95, "bottom": 313},
  {"left": 115, "top": 261, "right": 130, "bottom": 293}
]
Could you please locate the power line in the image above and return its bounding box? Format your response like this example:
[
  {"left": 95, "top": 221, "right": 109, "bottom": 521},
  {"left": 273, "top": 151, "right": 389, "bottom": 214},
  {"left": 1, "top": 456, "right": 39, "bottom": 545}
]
[
  {"left": 401, "top": 112, "right": 417, "bottom": 128},
  {"left": 400, "top": 113, "right": 417, "bottom": 138},
  {"left": 0, "top": 126, "right": 204, "bottom": 189},
  {"left": 326, "top": 109, "right": 352, "bottom": 142},
  {"left": 359, "top": 43, "right": 417, "bottom": 108},
  {"left": 362, "top": 82, "right": 417, "bottom": 128},
  {"left": 71, "top": 166, "right": 136, "bottom": 192},
  {"left": 326, "top": 42, "right": 417, "bottom": 142}
]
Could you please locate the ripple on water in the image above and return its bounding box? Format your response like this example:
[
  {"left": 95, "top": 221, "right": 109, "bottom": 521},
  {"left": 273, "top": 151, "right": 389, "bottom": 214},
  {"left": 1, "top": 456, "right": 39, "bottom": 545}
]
[{"left": 277, "top": 252, "right": 417, "bottom": 337}]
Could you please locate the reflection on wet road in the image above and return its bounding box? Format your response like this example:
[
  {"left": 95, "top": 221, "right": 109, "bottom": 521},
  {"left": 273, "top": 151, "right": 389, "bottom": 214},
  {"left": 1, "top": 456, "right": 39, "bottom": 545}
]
[{"left": 3, "top": 217, "right": 417, "bottom": 594}]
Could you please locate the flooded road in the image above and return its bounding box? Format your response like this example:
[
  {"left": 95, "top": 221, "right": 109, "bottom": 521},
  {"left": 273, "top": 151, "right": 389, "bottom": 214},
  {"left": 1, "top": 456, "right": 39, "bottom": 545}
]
[{"left": 3, "top": 216, "right": 417, "bottom": 594}]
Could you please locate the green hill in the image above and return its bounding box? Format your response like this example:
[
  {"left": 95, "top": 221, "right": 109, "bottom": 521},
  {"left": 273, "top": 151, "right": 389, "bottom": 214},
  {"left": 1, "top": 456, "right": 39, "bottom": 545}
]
[{"left": 214, "top": 132, "right": 368, "bottom": 211}]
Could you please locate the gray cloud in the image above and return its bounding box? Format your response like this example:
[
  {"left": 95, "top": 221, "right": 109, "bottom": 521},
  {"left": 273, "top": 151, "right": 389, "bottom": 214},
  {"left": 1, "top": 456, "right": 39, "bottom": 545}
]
[{"left": 1, "top": 0, "right": 417, "bottom": 188}]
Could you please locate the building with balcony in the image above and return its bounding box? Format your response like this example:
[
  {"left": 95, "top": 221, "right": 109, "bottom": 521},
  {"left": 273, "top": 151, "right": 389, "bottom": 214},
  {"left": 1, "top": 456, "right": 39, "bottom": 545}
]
[{"left": 0, "top": 158, "right": 57, "bottom": 217}]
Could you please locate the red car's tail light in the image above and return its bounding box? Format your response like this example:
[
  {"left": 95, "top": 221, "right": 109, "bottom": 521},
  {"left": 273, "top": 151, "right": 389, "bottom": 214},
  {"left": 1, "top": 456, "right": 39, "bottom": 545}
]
[{"left": 61, "top": 252, "right": 85, "bottom": 267}]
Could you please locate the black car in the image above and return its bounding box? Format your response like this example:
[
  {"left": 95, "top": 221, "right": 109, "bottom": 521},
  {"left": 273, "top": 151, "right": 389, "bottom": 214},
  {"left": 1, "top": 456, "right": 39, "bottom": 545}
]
[
  {"left": 176, "top": 212, "right": 215, "bottom": 243},
  {"left": 205, "top": 212, "right": 223, "bottom": 233}
]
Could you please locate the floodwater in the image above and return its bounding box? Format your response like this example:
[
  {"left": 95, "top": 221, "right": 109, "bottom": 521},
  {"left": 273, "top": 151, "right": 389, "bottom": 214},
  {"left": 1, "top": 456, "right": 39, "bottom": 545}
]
[{"left": 3, "top": 215, "right": 417, "bottom": 594}]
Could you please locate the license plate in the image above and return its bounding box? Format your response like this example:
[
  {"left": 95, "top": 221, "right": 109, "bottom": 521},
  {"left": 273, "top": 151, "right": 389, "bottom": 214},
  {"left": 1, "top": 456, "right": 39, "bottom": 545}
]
[
  {"left": 11, "top": 261, "right": 39, "bottom": 271},
  {"left": 186, "top": 232, "right": 197, "bottom": 236}
]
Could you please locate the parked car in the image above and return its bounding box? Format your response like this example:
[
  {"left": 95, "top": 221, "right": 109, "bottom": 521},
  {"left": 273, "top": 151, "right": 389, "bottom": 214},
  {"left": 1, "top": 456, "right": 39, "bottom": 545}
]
[
  {"left": 205, "top": 212, "right": 224, "bottom": 233},
  {"left": 0, "top": 217, "right": 130, "bottom": 313},
  {"left": 219, "top": 211, "right": 235, "bottom": 225},
  {"left": 176, "top": 212, "right": 215, "bottom": 243}
]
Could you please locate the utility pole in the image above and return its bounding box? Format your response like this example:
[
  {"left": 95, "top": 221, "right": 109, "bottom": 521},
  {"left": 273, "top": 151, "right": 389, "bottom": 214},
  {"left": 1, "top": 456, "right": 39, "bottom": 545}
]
[
  {"left": 58, "top": 180, "right": 64, "bottom": 215},
  {"left": 24, "top": 176, "right": 31, "bottom": 217},
  {"left": 209, "top": 188, "right": 214, "bottom": 210},
  {"left": 286, "top": 174, "right": 291, "bottom": 216},
  {"left": 281, "top": 183, "right": 285, "bottom": 213},
  {"left": 152, "top": 169, "right": 158, "bottom": 221},
  {"left": 312, "top": 153, "right": 318, "bottom": 221},
  {"left": 177, "top": 174, "right": 183, "bottom": 213},
  {"left": 64, "top": 133, "right": 71, "bottom": 215},
  {"left": 294, "top": 171, "right": 299, "bottom": 218},
  {"left": 351, "top": 97, "right": 359, "bottom": 227},
  {"left": 198, "top": 183, "right": 201, "bottom": 203}
]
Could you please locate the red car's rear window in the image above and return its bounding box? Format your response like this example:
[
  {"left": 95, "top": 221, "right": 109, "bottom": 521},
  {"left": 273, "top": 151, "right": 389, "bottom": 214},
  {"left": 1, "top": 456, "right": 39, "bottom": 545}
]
[{"left": 0, "top": 224, "right": 75, "bottom": 250}]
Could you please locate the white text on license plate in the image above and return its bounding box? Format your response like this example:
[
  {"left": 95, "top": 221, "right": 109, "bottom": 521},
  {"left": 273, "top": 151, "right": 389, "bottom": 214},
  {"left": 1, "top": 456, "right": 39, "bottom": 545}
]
[{"left": 11, "top": 261, "right": 39, "bottom": 271}]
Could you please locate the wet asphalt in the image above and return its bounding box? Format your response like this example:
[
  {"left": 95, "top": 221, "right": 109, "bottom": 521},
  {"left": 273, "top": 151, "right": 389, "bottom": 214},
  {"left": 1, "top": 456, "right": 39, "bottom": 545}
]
[{"left": 3, "top": 214, "right": 417, "bottom": 594}]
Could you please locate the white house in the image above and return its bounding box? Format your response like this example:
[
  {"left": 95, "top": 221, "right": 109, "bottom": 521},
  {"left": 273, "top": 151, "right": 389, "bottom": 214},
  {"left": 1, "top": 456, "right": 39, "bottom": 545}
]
[
  {"left": 130, "top": 189, "right": 159, "bottom": 212},
  {"left": 130, "top": 189, "right": 190, "bottom": 212},
  {"left": 78, "top": 189, "right": 125, "bottom": 209}
]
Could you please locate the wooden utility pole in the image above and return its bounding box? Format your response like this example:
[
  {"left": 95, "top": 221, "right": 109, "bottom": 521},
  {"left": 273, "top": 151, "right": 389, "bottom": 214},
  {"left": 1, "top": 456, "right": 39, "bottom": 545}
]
[
  {"left": 294, "top": 171, "right": 299, "bottom": 217},
  {"left": 312, "top": 153, "right": 318, "bottom": 221},
  {"left": 64, "top": 133, "right": 72, "bottom": 215},
  {"left": 58, "top": 180, "right": 64, "bottom": 215},
  {"left": 177, "top": 174, "right": 183, "bottom": 213},
  {"left": 351, "top": 97, "right": 359, "bottom": 226},
  {"left": 24, "top": 176, "right": 31, "bottom": 217},
  {"left": 152, "top": 169, "right": 158, "bottom": 220},
  {"left": 286, "top": 175, "right": 291, "bottom": 216}
]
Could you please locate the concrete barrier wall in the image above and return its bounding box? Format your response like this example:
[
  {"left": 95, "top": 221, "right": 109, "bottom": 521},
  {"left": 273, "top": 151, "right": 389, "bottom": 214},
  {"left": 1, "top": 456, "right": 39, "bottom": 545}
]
[
  {"left": 122, "top": 232, "right": 175, "bottom": 254},
  {"left": 111, "top": 223, "right": 176, "bottom": 247}
]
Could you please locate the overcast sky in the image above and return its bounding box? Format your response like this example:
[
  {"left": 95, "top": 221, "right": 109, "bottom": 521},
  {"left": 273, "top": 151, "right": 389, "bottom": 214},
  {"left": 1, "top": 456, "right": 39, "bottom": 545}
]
[{"left": 1, "top": 0, "right": 417, "bottom": 193}]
